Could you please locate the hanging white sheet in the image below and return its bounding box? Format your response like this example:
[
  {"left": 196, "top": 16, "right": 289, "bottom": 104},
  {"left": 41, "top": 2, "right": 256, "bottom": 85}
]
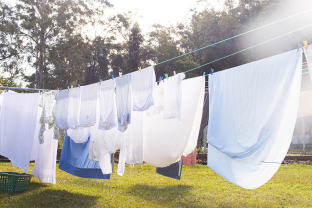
[
  {"left": 143, "top": 76, "right": 205, "bottom": 167},
  {"left": 0, "top": 92, "right": 40, "bottom": 172},
  {"left": 207, "top": 49, "right": 302, "bottom": 189},
  {"left": 33, "top": 124, "right": 58, "bottom": 184}
]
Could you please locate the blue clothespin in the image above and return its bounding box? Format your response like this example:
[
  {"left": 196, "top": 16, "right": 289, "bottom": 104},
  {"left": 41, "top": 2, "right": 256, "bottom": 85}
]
[
  {"left": 298, "top": 43, "right": 303, "bottom": 52},
  {"left": 67, "top": 86, "right": 69, "bottom": 91},
  {"left": 203, "top": 72, "right": 206, "bottom": 77},
  {"left": 159, "top": 76, "right": 163, "bottom": 82},
  {"left": 4, "top": 89, "right": 6, "bottom": 93},
  {"left": 112, "top": 75, "right": 114, "bottom": 80},
  {"left": 210, "top": 68, "right": 214, "bottom": 75},
  {"left": 78, "top": 84, "right": 80, "bottom": 88},
  {"left": 8, "top": 88, "right": 10, "bottom": 91},
  {"left": 60, "top": 88, "right": 62, "bottom": 90}
]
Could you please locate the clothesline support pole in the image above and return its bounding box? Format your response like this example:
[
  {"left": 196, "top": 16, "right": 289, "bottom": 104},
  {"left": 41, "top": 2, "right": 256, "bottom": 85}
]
[{"left": 302, "top": 117, "right": 306, "bottom": 154}]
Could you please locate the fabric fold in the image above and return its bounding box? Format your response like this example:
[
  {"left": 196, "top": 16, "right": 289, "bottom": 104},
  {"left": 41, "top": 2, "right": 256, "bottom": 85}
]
[
  {"left": 131, "top": 66, "right": 156, "bottom": 111},
  {"left": 67, "top": 87, "right": 81, "bottom": 129},
  {"left": 115, "top": 74, "right": 132, "bottom": 132},
  {"left": 98, "top": 79, "right": 117, "bottom": 130},
  {"left": 0, "top": 92, "right": 40, "bottom": 172},
  {"left": 79, "top": 83, "right": 98, "bottom": 128},
  {"left": 143, "top": 76, "right": 205, "bottom": 167},
  {"left": 163, "top": 73, "right": 185, "bottom": 120},
  {"left": 55, "top": 90, "right": 69, "bottom": 130}
]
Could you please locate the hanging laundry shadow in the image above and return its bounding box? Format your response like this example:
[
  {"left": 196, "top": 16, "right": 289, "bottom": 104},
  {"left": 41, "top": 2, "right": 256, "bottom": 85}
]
[
  {"left": 128, "top": 184, "right": 202, "bottom": 207},
  {"left": 0, "top": 189, "right": 99, "bottom": 207},
  {"left": 0, "top": 181, "right": 48, "bottom": 199}
]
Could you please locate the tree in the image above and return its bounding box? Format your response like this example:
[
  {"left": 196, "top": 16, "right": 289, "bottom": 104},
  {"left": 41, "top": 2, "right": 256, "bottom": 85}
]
[
  {"left": 84, "top": 36, "right": 111, "bottom": 85},
  {"left": 2, "top": 0, "right": 112, "bottom": 89},
  {"left": 127, "top": 23, "right": 144, "bottom": 73}
]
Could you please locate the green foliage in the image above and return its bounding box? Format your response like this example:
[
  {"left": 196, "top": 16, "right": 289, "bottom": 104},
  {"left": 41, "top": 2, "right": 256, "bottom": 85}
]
[{"left": 0, "top": 163, "right": 311, "bottom": 207}]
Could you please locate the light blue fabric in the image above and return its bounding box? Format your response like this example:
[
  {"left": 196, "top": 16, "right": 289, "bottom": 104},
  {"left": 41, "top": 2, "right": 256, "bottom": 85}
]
[
  {"left": 207, "top": 49, "right": 302, "bottom": 189},
  {"left": 59, "top": 132, "right": 110, "bottom": 179}
]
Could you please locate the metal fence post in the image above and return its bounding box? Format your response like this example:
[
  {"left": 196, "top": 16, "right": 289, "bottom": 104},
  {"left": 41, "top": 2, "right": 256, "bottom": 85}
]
[{"left": 302, "top": 117, "right": 306, "bottom": 154}]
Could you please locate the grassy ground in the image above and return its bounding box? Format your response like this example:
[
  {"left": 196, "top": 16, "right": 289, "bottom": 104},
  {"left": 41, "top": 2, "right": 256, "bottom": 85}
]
[{"left": 0, "top": 163, "right": 311, "bottom": 207}]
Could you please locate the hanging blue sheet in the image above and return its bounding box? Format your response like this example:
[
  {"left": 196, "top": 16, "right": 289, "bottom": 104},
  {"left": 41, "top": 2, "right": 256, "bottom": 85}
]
[{"left": 59, "top": 132, "right": 110, "bottom": 179}]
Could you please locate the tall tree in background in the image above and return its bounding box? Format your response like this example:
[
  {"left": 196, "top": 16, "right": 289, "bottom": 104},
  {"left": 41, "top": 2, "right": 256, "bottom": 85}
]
[
  {"left": 127, "top": 22, "right": 144, "bottom": 72},
  {"left": 1, "top": 0, "right": 112, "bottom": 89}
]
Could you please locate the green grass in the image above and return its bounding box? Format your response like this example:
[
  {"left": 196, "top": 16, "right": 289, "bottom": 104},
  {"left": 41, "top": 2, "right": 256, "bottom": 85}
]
[{"left": 0, "top": 163, "right": 311, "bottom": 207}]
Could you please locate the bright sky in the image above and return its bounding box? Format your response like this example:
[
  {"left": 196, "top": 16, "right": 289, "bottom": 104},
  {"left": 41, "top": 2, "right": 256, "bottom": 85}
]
[{"left": 107, "top": 0, "right": 225, "bottom": 33}]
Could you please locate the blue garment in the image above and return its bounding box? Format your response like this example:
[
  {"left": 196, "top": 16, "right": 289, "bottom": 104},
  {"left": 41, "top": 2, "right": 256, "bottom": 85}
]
[
  {"left": 59, "top": 133, "right": 110, "bottom": 179},
  {"left": 156, "top": 159, "right": 183, "bottom": 180}
]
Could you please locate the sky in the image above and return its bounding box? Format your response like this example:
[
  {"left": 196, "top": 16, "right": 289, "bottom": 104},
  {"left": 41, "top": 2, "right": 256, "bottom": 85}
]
[{"left": 106, "top": 0, "right": 226, "bottom": 33}]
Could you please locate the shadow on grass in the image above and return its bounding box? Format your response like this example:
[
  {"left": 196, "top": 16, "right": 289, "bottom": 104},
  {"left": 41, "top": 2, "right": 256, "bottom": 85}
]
[
  {"left": 128, "top": 184, "right": 201, "bottom": 207},
  {"left": 0, "top": 181, "right": 47, "bottom": 199},
  {"left": 0, "top": 189, "right": 99, "bottom": 207}
]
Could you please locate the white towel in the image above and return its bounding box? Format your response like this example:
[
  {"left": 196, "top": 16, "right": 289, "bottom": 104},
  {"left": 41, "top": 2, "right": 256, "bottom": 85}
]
[
  {"left": 67, "top": 127, "right": 90, "bottom": 143},
  {"left": 163, "top": 73, "right": 185, "bottom": 120},
  {"left": 55, "top": 90, "right": 69, "bottom": 130},
  {"left": 131, "top": 66, "right": 156, "bottom": 111},
  {"left": 33, "top": 124, "right": 58, "bottom": 184},
  {"left": 115, "top": 74, "right": 132, "bottom": 132},
  {"left": 0, "top": 92, "right": 40, "bottom": 172},
  {"left": 207, "top": 49, "right": 302, "bottom": 189},
  {"left": 67, "top": 87, "right": 81, "bottom": 129},
  {"left": 98, "top": 79, "right": 117, "bottom": 130},
  {"left": 79, "top": 83, "right": 98, "bottom": 127}
]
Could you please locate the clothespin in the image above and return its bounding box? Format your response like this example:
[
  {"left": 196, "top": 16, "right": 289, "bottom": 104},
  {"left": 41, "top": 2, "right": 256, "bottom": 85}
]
[
  {"left": 298, "top": 43, "right": 303, "bottom": 52},
  {"left": 165, "top": 73, "right": 168, "bottom": 80},
  {"left": 119, "top": 72, "right": 122, "bottom": 77},
  {"left": 203, "top": 72, "right": 206, "bottom": 77},
  {"left": 60, "top": 88, "right": 62, "bottom": 90},
  {"left": 4, "top": 89, "right": 6, "bottom": 93},
  {"left": 71, "top": 85, "right": 73, "bottom": 90},
  {"left": 67, "top": 86, "right": 69, "bottom": 91},
  {"left": 99, "top": 79, "right": 102, "bottom": 85},
  {"left": 112, "top": 75, "right": 114, "bottom": 80},
  {"left": 303, "top": 41, "right": 308, "bottom": 49},
  {"left": 78, "top": 84, "right": 80, "bottom": 88},
  {"left": 138, "top": 67, "right": 141, "bottom": 73},
  {"left": 173, "top": 71, "right": 176, "bottom": 76},
  {"left": 57, "top": 87, "right": 59, "bottom": 91},
  {"left": 8, "top": 88, "right": 10, "bottom": 91},
  {"left": 210, "top": 68, "right": 214, "bottom": 75},
  {"left": 159, "top": 76, "right": 163, "bottom": 82}
]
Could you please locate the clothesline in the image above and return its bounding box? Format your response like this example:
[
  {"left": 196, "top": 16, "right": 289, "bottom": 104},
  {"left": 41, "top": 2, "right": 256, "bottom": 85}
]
[
  {"left": 154, "top": 9, "right": 312, "bottom": 66},
  {"left": 182, "top": 24, "right": 312, "bottom": 76}
]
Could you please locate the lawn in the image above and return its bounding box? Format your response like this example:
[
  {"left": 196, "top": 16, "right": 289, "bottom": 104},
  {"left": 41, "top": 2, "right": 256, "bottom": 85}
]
[{"left": 0, "top": 163, "right": 311, "bottom": 207}]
